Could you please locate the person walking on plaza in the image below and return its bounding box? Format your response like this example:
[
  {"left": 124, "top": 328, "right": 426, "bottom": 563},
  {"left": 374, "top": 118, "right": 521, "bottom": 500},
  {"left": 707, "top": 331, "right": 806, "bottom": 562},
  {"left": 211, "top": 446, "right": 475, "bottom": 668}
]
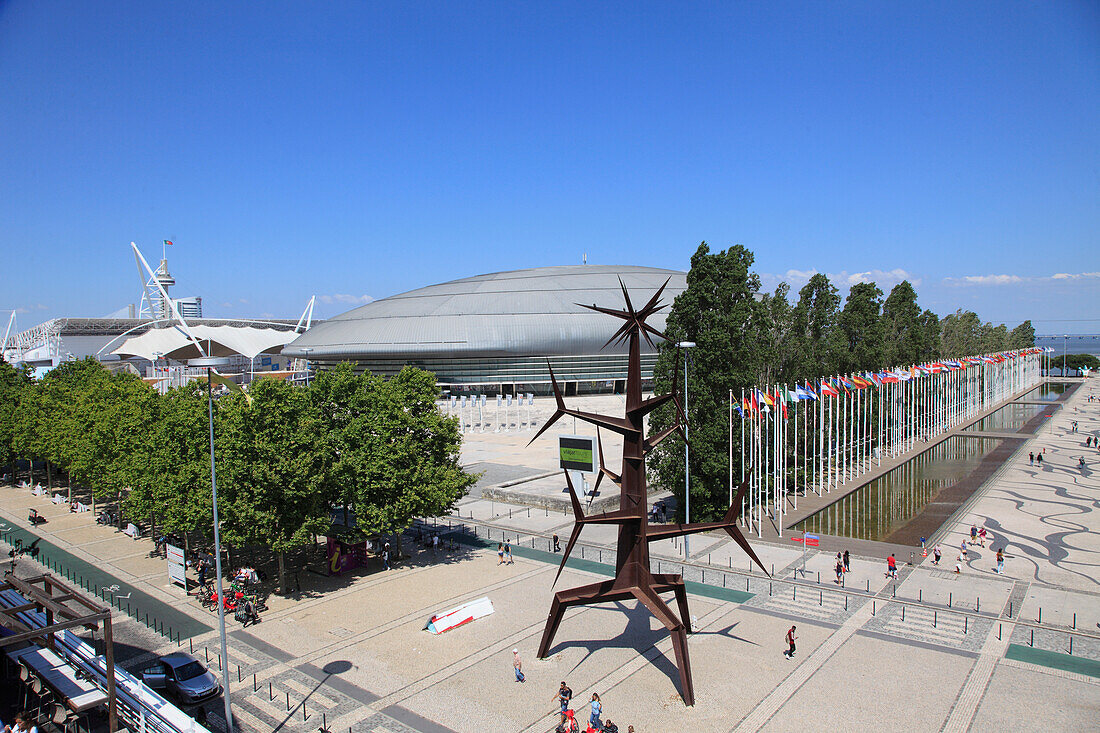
[
  {"left": 382, "top": 542, "right": 391, "bottom": 570},
  {"left": 553, "top": 534, "right": 561, "bottom": 552},
  {"left": 932, "top": 545, "right": 942, "bottom": 566},
  {"left": 556, "top": 681, "right": 573, "bottom": 726},
  {"left": 995, "top": 548, "right": 1005, "bottom": 574},
  {"left": 512, "top": 648, "right": 525, "bottom": 683},
  {"left": 970, "top": 525, "right": 978, "bottom": 545},
  {"left": 1029, "top": 451, "right": 1034, "bottom": 465},
  {"left": 960, "top": 540, "right": 968, "bottom": 561},
  {"left": 784, "top": 625, "right": 797, "bottom": 659},
  {"left": 843, "top": 549, "right": 850, "bottom": 573},
  {"left": 978, "top": 527, "right": 987, "bottom": 548},
  {"left": 886, "top": 554, "right": 897, "bottom": 579},
  {"left": 1037, "top": 452, "right": 1043, "bottom": 467},
  {"left": 589, "top": 693, "right": 602, "bottom": 730},
  {"left": 835, "top": 558, "right": 844, "bottom": 585},
  {"left": 498, "top": 543, "right": 505, "bottom": 565},
  {"left": 504, "top": 542, "right": 513, "bottom": 564}
]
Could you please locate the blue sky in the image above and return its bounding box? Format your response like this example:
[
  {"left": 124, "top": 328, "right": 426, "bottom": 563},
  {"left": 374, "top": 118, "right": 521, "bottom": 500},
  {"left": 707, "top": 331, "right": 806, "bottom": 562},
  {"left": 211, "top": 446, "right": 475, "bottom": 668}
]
[{"left": 1, "top": 1, "right": 1097, "bottom": 334}]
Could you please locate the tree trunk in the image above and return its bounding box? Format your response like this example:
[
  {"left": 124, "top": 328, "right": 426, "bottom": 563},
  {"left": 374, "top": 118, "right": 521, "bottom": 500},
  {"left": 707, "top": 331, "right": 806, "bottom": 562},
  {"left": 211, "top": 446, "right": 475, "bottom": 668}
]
[
  {"left": 394, "top": 531, "right": 403, "bottom": 561},
  {"left": 278, "top": 551, "right": 287, "bottom": 595},
  {"left": 28, "top": 459, "right": 34, "bottom": 487},
  {"left": 90, "top": 484, "right": 95, "bottom": 515},
  {"left": 47, "top": 462, "right": 53, "bottom": 489},
  {"left": 150, "top": 513, "right": 157, "bottom": 555}
]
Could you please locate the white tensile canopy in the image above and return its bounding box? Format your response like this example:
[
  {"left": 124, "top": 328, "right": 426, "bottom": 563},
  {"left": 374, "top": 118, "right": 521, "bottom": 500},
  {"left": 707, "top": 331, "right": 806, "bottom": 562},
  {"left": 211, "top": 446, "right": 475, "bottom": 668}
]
[{"left": 112, "top": 324, "right": 298, "bottom": 361}]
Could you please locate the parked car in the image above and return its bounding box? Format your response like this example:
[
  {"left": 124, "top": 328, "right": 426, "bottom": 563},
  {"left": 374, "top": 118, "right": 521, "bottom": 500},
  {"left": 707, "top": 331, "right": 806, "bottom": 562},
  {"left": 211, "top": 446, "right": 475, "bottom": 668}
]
[{"left": 141, "top": 652, "right": 221, "bottom": 705}]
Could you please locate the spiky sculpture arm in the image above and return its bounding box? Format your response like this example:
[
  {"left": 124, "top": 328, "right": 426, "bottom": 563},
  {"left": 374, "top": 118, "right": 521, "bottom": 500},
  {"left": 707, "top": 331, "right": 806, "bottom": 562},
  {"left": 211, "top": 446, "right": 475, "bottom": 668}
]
[{"left": 645, "top": 474, "right": 769, "bottom": 575}]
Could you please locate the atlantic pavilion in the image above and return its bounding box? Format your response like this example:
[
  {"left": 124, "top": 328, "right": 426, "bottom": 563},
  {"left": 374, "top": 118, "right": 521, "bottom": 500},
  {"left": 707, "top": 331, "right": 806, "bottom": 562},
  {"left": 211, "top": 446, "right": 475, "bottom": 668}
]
[{"left": 282, "top": 265, "right": 687, "bottom": 396}]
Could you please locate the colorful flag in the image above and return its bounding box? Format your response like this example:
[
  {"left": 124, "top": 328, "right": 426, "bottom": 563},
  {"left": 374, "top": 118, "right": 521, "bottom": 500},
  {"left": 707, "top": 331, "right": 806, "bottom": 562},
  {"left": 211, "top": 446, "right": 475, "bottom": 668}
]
[
  {"left": 164, "top": 239, "right": 173, "bottom": 246},
  {"left": 820, "top": 380, "right": 839, "bottom": 397}
]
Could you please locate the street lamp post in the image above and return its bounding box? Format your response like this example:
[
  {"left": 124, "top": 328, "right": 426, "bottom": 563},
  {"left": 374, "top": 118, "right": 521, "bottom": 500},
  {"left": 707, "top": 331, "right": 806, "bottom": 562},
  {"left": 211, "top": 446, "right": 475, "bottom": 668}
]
[
  {"left": 1063, "top": 335, "right": 1068, "bottom": 377},
  {"left": 192, "top": 356, "right": 235, "bottom": 733},
  {"left": 678, "top": 341, "right": 696, "bottom": 559}
]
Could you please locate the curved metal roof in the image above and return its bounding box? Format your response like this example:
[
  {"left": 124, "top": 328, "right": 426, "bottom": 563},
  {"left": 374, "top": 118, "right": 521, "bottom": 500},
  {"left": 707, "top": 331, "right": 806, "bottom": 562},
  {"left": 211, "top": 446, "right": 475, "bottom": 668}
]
[{"left": 284, "top": 265, "right": 686, "bottom": 360}]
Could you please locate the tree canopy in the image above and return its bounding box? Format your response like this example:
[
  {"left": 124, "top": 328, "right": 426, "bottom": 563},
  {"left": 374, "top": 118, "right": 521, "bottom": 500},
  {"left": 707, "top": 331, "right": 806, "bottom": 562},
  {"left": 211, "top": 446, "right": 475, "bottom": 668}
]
[{"left": 1, "top": 358, "right": 474, "bottom": 593}]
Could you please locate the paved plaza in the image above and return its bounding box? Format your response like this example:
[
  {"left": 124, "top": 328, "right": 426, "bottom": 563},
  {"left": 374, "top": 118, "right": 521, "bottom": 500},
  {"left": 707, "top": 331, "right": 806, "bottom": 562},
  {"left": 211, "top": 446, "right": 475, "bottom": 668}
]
[{"left": 2, "top": 382, "right": 1099, "bottom": 731}]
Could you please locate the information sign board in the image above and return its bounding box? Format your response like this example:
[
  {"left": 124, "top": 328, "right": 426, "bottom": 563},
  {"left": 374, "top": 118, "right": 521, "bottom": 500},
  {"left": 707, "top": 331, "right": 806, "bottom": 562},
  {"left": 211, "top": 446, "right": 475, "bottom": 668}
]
[{"left": 167, "top": 544, "right": 186, "bottom": 588}]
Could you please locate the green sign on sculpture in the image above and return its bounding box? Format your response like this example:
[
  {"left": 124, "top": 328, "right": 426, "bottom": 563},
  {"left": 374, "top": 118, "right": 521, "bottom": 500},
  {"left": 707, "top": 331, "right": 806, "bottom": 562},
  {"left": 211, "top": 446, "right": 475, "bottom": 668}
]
[{"left": 558, "top": 435, "right": 596, "bottom": 473}]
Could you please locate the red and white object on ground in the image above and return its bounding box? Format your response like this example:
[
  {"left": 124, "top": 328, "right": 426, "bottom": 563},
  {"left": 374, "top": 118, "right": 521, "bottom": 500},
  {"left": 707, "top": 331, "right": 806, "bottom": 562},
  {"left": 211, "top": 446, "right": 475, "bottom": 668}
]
[{"left": 425, "top": 596, "right": 494, "bottom": 634}]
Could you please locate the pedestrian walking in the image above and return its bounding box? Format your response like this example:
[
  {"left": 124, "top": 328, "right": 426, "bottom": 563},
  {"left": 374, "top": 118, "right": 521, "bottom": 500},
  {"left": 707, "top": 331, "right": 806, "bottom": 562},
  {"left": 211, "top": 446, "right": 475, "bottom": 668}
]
[
  {"left": 960, "top": 540, "right": 968, "bottom": 560},
  {"left": 933, "top": 545, "right": 942, "bottom": 566},
  {"left": 432, "top": 534, "right": 440, "bottom": 553},
  {"left": 553, "top": 534, "right": 561, "bottom": 552},
  {"left": 978, "top": 527, "right": 987, "bottom": 547},
  {"left": 955, "top": 555, "right": 963, "bottom": 574},
  {"left": 382, "top": 543, "right": 391, "bottom": 570},
  {"left": 995, "top": 548, "right": 1005, "bottom": 574},
  {"left": 970, "top": 525, "right": 978, "bottom": 545},
  {"left": 784, "top": 625, "right": 797, "bottom": 659},
  {"left": 843, "top": 550, "right": 850, "bottom": 573},
  {"left": 886, "top": 554, "right": 897, "bottom": 579},
  {"left": 1029, "top": 451, "right": 1034, "bottom": 465},
  {"left": 589, "top": 693, "right": 602, "bottom": 729},
  {"left": 555, "top": 681, "right": 573, "bottom": 726},
  {"left": 1037, "top": 452, "right": 1043, "bottom": 466},
  {"left": 835, "top": 559, "right": 844, "bottom": 584},
  {"left": 512, "top": 648, "right": 525, "bottom": 683},
  {"left": 504, "top": 542, "right": 513, "bottom": 564},
  {"left": 498, "top": 543, "right": 505, "bottom": 565}
]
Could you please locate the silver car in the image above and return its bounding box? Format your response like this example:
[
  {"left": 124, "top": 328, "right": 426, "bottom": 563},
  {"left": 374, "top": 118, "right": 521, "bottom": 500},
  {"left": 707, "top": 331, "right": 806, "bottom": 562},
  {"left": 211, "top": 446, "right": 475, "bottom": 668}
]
[{"left": 141, "top": 652, "right": 222, "bottom": 705}]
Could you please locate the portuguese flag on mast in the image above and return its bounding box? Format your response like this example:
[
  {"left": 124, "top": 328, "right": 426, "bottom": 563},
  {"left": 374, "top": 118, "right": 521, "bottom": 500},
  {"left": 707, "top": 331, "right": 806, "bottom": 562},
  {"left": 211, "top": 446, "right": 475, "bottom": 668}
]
[{"left": 163, "top": 240, "right": 173, "bottom": 246}]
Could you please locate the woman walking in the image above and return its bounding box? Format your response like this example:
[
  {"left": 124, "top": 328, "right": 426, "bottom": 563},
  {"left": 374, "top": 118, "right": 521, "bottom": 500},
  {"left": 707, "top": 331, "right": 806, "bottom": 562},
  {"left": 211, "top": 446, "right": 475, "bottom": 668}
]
[{"left": 589, "top": 693, "right": 602, "bottom": 730}]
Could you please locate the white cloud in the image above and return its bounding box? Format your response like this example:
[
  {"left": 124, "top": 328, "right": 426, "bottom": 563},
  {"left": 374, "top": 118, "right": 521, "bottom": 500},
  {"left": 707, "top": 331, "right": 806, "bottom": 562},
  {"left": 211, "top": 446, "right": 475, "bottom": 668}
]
[
  {"left": 944, "top": 271, "right": 1100, "bottom": 286},
  {"left": 35, "top": 303, "right": 47, "bottom": 310},
  {"left": 14, "top": 307, "right": 31, "bottom": 314},
  {"left": 220, "top": 302, "right": 233, "bottom": 308},
  {"left": 319, "top": 294, "right": 374, "bottom": 306},
  {"left": 1051, "top": 272, "right": 1100, "bottom": 281},
  {"left": 764, "top": 268, "right": 920, "bottom": 291}
]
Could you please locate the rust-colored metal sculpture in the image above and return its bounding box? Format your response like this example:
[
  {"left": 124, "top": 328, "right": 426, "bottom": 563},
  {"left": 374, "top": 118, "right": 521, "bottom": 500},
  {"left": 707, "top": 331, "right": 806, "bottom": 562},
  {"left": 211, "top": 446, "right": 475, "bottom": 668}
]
[{"left": 530, "top": 278, "right": 767, "bottom": 706}]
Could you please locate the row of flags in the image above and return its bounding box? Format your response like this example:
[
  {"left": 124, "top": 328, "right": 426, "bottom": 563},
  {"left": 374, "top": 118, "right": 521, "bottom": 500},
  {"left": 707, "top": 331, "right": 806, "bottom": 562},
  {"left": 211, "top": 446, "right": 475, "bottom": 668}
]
[{"left": 735, "top": 347, "right": 1044, "bottom": 418}]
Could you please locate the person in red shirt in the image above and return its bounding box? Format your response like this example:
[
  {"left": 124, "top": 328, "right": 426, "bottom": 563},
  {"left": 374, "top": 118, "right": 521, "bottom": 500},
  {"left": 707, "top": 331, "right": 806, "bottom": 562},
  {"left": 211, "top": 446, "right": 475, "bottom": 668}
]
[
  {"left": 784, "top": 625, "right": 797, "bottom": 659},
  {"left": 886, "top": 554, "right": 897, "bottom": 579}
]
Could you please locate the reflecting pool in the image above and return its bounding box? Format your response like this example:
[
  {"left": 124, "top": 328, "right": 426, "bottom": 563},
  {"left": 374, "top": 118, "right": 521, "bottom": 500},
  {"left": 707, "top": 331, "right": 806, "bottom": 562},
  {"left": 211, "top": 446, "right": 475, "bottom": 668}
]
[
  {"left": 963, "top": 402, "right": 1051, "bottom": 433},
  {"left": 1019, "top": 382, "right": 1068, "bottom": 402},
  {"left": 793, "top": 436, "right": 1003, "bottom": 542}
]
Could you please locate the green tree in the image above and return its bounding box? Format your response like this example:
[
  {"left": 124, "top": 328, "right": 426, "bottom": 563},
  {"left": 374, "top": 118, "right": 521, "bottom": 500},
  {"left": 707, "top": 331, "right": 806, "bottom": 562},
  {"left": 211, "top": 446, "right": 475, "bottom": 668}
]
[
  {"left": 940, "top": 310, "right": 983, "bottom": 358},
  {"left": 758, "top": 283, "right": 796, "bottom": 385},
  {"left": 1009, "top": 320, "right": 1036, "bottom": 349},
  {"left": 881, "top": 281, "right": 923, "bottom": 367},
  {"left": 980, "top": 323, "right": 1009, "bottom": 354},
  {"left": 0, "top": 360, "right": 30, "bottom": 479},
  {"left": 125, "top": 384, "right": 212, "bottom": 548},
  {"left": 217, "top": 377, "right": 328, "bottom": 594},
  {"left": 1063, "top": 354, "right": 1100, "bottom": 371},
  {"left": 351, "top": 367, "right": 475, "bottom": 558},
  {"left": 918, "top": 309, "right": 941, "bottom": 361},
  {"left": 837, "top": 282, "right": 885, "bottom": 373},
  {"left": 650, "top": 242, "right": 763, "bottom": 522},
  {"left": 790, "top": 274, "right": 841, "bottom": 379}
]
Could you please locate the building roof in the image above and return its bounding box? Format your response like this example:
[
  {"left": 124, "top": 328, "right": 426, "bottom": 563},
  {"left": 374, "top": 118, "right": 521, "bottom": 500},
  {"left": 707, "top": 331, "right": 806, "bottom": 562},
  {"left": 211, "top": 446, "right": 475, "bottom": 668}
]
[
  {"left": 111, "top": 323, "right": 303, "bottom": 361},
  {"left": 283, "top": 265, "right": 687, "bottom": 361}
]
